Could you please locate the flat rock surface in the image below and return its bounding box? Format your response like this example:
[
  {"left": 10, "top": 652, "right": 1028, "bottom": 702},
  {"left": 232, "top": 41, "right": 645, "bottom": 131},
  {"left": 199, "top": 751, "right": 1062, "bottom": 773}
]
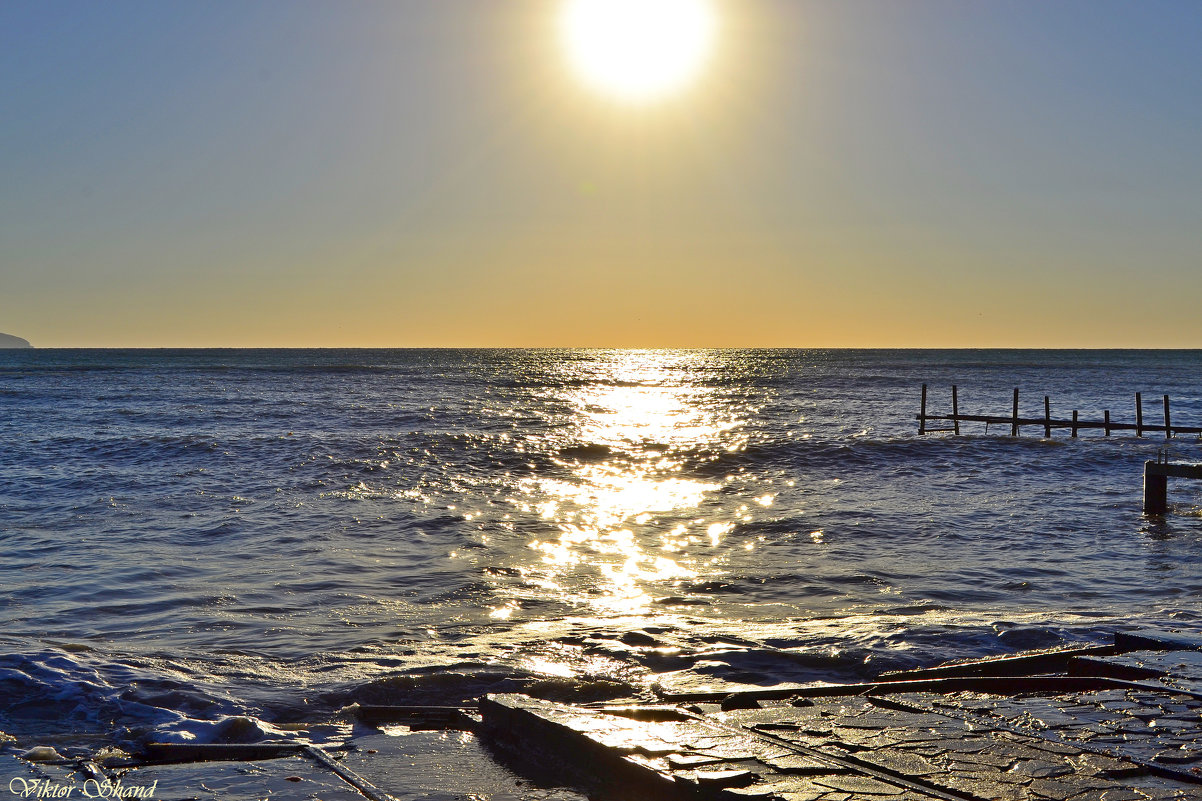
[
  {"left": 892, "top": 687, "right": 1202, "bottom": 777},
  {"left": 0, "top": 752, "right": 367, "bottom": 801},
  {"left": 0, "top": 752, "right": 84, "bottom": 796},
  {"left": 482, "top": 691, "right": 1202, "bottom": 800},
  {"left": 7, "top": 631, "right": 1202, "bottom": 800},
  {"left": 1, "top": 737, "right": 590, "bottom": 801},
  {"left": 115, "top": 755, "right": 367, "bottom": 801},
  {"left": 1073, "top": 651, "right": 1202, "bottom": 695},
  {"left": 339, "top": 727, "right": 587, "bottom": 800}
]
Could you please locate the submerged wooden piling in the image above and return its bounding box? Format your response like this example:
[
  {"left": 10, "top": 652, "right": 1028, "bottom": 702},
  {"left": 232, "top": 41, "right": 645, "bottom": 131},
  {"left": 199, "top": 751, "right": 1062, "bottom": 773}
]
[
  {"left": 919, "top": 384, "right": 927, "bottom": 435},
  {"left": 1143, "top": 460, "right": 1202, "bottom": 515},
  {"left": 1011, "top": 388, "right": 1020, "bottom": 436},
  {"left": 1144, "top": 465, "right": 1168, "bottom": 515}
]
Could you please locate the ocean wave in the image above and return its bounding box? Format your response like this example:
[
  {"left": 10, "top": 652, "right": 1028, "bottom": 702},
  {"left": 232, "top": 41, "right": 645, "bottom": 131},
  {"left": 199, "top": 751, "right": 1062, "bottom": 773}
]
[{"left": 4, "top": 349, "right": 1202, "bottom": 751}]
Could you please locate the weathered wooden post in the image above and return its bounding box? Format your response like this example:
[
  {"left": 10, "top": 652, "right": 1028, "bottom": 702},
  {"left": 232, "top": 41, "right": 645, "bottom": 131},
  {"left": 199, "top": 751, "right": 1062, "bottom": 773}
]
[
  {"left": 919, "top": 384, "right": 927, "bottom": 435},
  {"left": 1011, "top": 388, "right": 1020, "bottom": 436},
  {"left": 1143, "top": 460, "right": 1202, "bottom": 515},
  {"left": 1164, "top": 395, "right": 1172, "bottom": 439},
  {"left": 951, "top": 385, "right": 960, "bottom": 435},
  {"left": 1104, "top": 410, "right": 1111, "bottom": 436},
  {"left": 1044, "top": 396, "right": 1051, "bottom": 438},
  {"left": 1144, "top": 462, "right": 1168, "bottom": 515},
  {"left": 1136, "top": 393, "right": 1144, "bottom": 437},
  {"left": 1071, "top": 410, "right": 1079, "bottom": 438}
]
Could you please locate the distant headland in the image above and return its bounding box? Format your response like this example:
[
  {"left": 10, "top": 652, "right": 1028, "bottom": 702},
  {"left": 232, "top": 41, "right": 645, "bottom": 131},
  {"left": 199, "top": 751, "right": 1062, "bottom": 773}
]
[{"left": 0, "top": 333, "right": 33, "bottom": 348}]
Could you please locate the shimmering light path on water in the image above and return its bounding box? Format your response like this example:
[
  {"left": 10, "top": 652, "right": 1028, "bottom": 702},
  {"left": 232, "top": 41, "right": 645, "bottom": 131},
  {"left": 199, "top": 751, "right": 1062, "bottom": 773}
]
[{"left": 0, "top": 349, "right": 1200, "bottom": 746}]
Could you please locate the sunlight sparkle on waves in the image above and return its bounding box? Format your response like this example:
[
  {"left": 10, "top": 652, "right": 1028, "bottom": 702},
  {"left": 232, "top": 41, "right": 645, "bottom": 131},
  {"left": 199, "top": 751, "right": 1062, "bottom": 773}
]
[{"left": 517, "top": 352, "right": 739, "bottom": 615}]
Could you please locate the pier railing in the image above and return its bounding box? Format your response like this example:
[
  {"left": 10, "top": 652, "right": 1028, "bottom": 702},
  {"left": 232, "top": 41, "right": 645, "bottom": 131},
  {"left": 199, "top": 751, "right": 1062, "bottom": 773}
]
[{"left": 917, "top": 384, "right": 1202, "bottom": 438}]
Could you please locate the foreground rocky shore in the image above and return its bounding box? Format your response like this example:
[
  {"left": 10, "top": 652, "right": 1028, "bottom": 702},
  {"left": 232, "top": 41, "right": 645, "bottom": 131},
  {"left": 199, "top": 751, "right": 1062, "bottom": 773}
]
[{"left": 3, "top": 629, "right": 1200, "bottom": 800}]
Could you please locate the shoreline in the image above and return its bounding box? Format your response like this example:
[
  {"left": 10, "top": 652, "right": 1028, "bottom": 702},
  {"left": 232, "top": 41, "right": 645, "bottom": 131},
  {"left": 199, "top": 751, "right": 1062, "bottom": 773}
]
[{"left": 4, "top": 629, "right": 1200, "bottom": 800}]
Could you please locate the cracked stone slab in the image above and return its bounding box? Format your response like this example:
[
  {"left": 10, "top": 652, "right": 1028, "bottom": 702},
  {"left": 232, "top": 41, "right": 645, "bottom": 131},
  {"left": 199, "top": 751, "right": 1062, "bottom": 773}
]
[
  {"left": 1074, "top": 651, "right": 1202, "bottom": 696},
  {"left": 1113, "top": 630, "right": 1202, "bottom": 653},
  {"left": 745, "top": 696, "right": 1202, "bottom": 800},
  {"left": 481, "top": 691, "right": 1202, "bottom": 801},
  {"left": 481, "top": 694, "right": 943, "bottom": 800},
  {"left": 897, "top": 686, "right": 1202, "bottom": 780},
  {"left": 758, "top": 753, "right": 846, "bottom": 775}
]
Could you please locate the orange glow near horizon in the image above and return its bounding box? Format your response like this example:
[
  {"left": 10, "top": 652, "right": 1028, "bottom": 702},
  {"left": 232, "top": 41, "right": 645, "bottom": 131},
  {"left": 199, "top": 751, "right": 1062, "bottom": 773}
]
[{"left": 5, "top": 3, "right": 1202, "bottom": 349}]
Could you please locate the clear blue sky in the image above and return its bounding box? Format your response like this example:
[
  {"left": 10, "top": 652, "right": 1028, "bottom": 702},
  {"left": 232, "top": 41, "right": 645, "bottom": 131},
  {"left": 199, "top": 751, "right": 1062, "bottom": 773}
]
[{"left": 3, "top": 0, "right": 1200, "bottom": 347}]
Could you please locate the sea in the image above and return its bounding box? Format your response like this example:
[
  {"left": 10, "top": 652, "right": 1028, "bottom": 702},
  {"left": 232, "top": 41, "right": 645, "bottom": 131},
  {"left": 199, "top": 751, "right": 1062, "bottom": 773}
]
[{"left": 1, "top": 348, "right": 1200, "bottom": 752}]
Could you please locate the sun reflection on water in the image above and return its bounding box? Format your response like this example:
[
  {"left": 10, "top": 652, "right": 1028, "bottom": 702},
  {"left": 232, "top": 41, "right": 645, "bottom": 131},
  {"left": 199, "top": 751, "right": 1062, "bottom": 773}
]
[{"left": 509, "top": 351, "right": 751, "bottom": 616}]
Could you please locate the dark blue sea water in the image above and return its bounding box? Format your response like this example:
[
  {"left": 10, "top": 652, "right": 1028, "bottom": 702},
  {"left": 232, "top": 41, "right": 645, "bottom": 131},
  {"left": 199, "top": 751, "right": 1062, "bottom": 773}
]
[{"left": 1, "top": 349, "right": 1200, "bottom": 750}]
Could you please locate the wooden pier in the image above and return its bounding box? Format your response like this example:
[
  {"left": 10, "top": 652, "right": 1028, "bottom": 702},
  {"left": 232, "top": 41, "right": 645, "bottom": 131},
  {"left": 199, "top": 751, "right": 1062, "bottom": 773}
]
[
  {"left": 918, "top": 384, "right": 1202, "bottom": 438},
  {"left": 918, "top": 385, "right": 1202, "bottom": 515}
]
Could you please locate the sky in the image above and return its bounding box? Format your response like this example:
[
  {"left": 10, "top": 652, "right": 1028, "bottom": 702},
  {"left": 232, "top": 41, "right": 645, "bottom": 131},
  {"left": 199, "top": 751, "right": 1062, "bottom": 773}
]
[{"left": 2, "top": 0, "right": 1200, "bottom": 348}]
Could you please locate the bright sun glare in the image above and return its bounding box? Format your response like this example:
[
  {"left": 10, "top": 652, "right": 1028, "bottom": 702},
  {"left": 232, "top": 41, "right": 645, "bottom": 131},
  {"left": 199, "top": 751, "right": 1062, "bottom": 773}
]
[{"left": 559, "top": 0, "right": 717, "bottom": 103}]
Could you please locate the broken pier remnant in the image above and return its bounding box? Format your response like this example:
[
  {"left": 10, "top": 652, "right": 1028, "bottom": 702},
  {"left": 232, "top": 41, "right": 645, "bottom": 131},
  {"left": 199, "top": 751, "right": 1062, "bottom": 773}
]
[
  {"left": 917, "top": 384, "right": 1202, "bottom": 438},
  {"left": 1144, "top": 456, "right": 1202, "bottom": 515}
]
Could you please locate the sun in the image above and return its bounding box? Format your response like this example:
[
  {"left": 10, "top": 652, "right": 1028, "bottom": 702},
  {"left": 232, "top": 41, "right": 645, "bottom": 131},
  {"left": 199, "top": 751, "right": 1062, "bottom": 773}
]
[{"left": 559, "top": 0, "right": 717, "bottom": 103}]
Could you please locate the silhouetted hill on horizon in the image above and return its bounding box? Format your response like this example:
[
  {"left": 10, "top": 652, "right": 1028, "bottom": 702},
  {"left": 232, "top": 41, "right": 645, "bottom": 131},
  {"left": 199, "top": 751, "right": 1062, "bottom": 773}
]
[{"left": 0, "top": 333, "right": 33, "bottom": 348}]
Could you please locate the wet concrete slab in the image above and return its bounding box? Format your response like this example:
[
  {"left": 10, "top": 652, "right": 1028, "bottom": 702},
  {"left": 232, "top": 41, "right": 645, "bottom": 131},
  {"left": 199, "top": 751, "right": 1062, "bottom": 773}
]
[
  {"left": 1, "top": 750, "right": 369, "bottom": 801},
  {"left": 481, "top": 692, "right": 1200, "bottom": 800},
  {"left": 1114, "top": 631, "right": 1202, "bottom": 654},
  {"left": 0, "top": 752, "right": 86, "bottom": 797},
  {"left": 337, "top": 727, "right": 587, "bottom": 801},
  {"left": 476, "top": 630, "right": 1202, "bottom": 800},
  {"left": 890, "top": 687, "right": 1202, "bottom": 778},
  {"left": 2, "top": 727, "right": 590, "bottom": 801},
  {"left": 116, "top": 754, "right": 370, "bottom": 800},
  {"left": 1071, "top": 651, "right": 1202, "bottom": 696},
  {"left": 4, "top": 629, "right": 1202, "bottom": 800},
  {"left": 482, "top": 694, "right": 941, "bottom": 800}
]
